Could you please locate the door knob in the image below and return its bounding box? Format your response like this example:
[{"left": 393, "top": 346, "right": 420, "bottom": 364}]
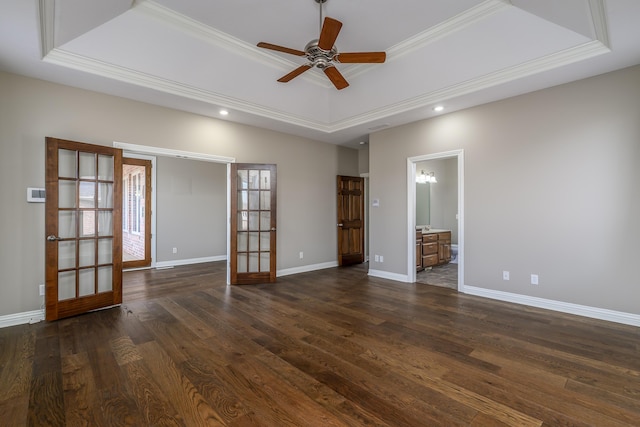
[
  {"left": 337, "top": 223, "right": 344, "bottom": 226},
  {"left": 47, "top": 235, "right": 60, "bottom": 241}
]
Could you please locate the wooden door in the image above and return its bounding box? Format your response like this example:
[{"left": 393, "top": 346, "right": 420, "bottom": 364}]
[
  {"left": 122, "top": 157, "right": 152, "bottom": 269},
  {"left": 337, "top": 175, "right": 365, "bottom": 266},
  {"left": 230, "top": 164, "right": 277, "bottom": 284},
  {"left": 45, "top": 137, "right": 122, "bottom": 321}
]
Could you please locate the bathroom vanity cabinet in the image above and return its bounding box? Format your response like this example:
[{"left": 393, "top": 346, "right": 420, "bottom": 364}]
[{"left": 418, "top": 230, "right": 451, "bottom": 270}]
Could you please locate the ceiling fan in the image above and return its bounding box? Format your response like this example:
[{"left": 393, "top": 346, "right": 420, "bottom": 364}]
[{"left": 257, "top": 0, "right": 386, "bottom": 90}]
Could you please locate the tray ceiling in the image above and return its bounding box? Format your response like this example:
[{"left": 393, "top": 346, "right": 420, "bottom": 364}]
[{"left": 1, "top": 0, "right": 639, "bottom": 147}]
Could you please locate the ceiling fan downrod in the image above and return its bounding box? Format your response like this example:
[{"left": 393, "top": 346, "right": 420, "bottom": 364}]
[{"left": 315, "top": 0, "right": 328, "bottom": 34}]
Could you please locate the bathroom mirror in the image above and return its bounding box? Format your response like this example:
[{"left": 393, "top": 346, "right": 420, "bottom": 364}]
[{"left": 416, "top": 181, "right": 430, "bottom": 227}]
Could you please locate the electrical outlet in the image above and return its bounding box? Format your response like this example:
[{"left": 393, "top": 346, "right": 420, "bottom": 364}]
[
  {"left": 172, "top": 247, "right": 178, "bottom": 254},
  {"left": 531, "top": 274, "right": 539, "bottom": 285},
  {"left": 39, "top": 284, "right": 45, "bottom": 296},
  {"left": 374, "top": 255, "right": 379, "bottom": 262},
  {"left": 299, "top": 251, "right": 304, "bottom": 259},
  {"left": 503, "top": 271, "right": 510, "bottom": 280},
  {"left": 379, "top": 255, "right": 384, "bottom": 263}
]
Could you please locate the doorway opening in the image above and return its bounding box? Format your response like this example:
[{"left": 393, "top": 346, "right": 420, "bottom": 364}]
[
  {"left": 407, "top": 150, "right": 464, "bottom": 289},
  {"left": 114, "top": 142, "right": 234, "bottom": 284}
]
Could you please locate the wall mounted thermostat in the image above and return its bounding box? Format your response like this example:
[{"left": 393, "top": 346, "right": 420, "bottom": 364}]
[{"left": 27, "top": 187, "right": 46, "bottom": 203}]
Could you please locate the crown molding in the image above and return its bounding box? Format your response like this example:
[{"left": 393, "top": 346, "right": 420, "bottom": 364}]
[
  {"left": 136, "top": 0, "right": 331, "bottom": 88},
  {"left": 38, "top": 0, "right": 56, "bottom": 57},
  {"left": 345, "top": 0, "right": 512, "bottom": 79},
  {"left": 39, "top": 0, "right": 611, "bottom": 136},
  {"left": 589, "top": 0, "right": 609, "bottom": 48},
  {"left": 332, "top": 39, "right": 610, "bottom": 131},
  {"left": 43, "top": 48, "right": 332, "bottom": 132}
]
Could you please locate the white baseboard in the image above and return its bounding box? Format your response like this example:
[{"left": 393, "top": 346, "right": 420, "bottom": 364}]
[
  {"left": 0, "top": 309, "right": 45, "bottom": 328},
  {"left": 277, "top": 261, "right": 338, "bottom": 277},
  {"left": 462, "top": 285, "right": 640, "bottom": 327},
  {"left": 368, "top": 269, "right": 411, "bottom": 283},
  {"left": 155, "top": 255, "right": 226, "bottom": 269}
]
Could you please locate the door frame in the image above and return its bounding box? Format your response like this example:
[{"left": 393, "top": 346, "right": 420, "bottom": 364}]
[
  {"left": 113, "top": 142, "right": 235, "bottom": 283},
  {"left": 406, "top": 149, "right": 464, "bottom": 288},
  {"left": 360, "top": 173, "right": 369, "bottom": 263},
  {"left": 122, "top": 153, "right": 157, "bottom": 270}
]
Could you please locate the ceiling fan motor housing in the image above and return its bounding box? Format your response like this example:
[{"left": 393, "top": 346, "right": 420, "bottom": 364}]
[{"left": 304, "top": 40, "right": 337, "bottom": 69}]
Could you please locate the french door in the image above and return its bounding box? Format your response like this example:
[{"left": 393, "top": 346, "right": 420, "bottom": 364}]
[
  {"left": 230, "top": 164, "right": 277, "bottom": 284},
  {"left": 337, "top": 175, "right": 365, "bottom": 266},
  {"left": 122, "top": 157, "right": 152, "bottom": 269},
  {"left": 45, "top": 137, "right": 122, "bottom": 320}
]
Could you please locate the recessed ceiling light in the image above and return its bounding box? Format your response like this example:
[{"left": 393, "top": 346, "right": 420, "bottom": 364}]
[
  {"left": 433, "top": 105, "right": 444, "bottom": 112},
  {"left": 219, "top": 109, "right": 229, "bottom": 116}
]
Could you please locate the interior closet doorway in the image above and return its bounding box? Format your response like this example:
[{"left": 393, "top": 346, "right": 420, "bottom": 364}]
[{"left": 407, "top": 150, "right": 464, "bottom": 289}]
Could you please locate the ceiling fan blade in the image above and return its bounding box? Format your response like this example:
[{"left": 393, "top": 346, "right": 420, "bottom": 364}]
[
  {"left": 336, "top": 52, "right": 386, "bottom": 63},
  {"left": 324, "top": 66, "right": 349, "bottom": 90},
  {"left": 278, "top": 64, "right": 312, "bottom": 83},
  {"left": 318, "top": 17, "right": 342, "bottom": 51},
  {"left": 257, "top": 42, "right": 306, "bottom": 57}
]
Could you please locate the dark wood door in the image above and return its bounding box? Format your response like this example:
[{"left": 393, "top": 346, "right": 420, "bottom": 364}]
[
  {"left": 122, "top": 157, "right": 152, "bottom": 269},
  {"left": 230, "top": 164, "right": 277, "bottom": 284},
  {"left": 45, "top": 137, "right": 123, "bottom": 320},
  {"left": 337, "top": 175, "right": 365, "bottom": 266}
]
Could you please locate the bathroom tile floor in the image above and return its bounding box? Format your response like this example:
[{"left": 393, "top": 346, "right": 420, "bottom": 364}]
[{"left": 416, "top": 262, "right": 458, "bottom": 289}]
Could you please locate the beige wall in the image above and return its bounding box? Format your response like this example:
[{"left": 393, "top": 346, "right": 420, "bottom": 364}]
[
  {"left": 0, "top": 71, "right": 358, "bottom": 318},
  {"left": 155, "top": 157, "right": 227, "bottom": 262},
  {"left": 370, "top": 65, "right": 640, "bottom": 314}
]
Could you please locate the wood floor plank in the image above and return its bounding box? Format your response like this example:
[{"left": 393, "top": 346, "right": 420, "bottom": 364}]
[
  {"left": 137, "top": 340, "right": 226, "bottom": 426},
  {"left": 61, "top": 352, "right": 103, "bottom": 426},
  {"left": 2, "top": 261, "right": 639, "bottom": 426},
  {"left": 28, "top": 371, "right": 65, "bottom": 427},
  {"left": 0, "top": 325, "right": 35, "bottom": 401}
]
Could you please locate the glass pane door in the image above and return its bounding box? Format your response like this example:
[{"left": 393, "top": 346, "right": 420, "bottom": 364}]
[
  {"left": 45, "top": 137, "right": 122, "bottom": 320},
  {"left": 230, "top": 164, "right": 276, "bottom": 284}
]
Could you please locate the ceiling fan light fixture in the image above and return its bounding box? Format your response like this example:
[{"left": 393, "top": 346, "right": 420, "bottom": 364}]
[{"left": 256, "top": 0, "right": 386, "bottom": 90}]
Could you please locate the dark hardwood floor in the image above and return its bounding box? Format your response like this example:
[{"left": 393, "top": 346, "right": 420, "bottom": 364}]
[{"left": 1, "top": 261, "right": 639, "bottom": 426}]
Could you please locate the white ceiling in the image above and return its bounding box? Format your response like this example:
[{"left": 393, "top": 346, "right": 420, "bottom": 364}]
[{"left": 1, "top": 0, "right": 639, "bottom": 148}]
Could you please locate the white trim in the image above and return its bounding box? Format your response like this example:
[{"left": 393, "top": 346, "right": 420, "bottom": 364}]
[
  {"left": 114, "top": 142, "right": 235, "bottom": 164},
  {"left": 462, "top": 286, "right": 640, "bottom": 327},
  {"left": 407, "top": 150, "right": 464, "bottom": 290},
  {"left": 38, "top": 0, "right": 55, "bottom": 57},
  {"left": 277, "top": 261, "right": 339, "bottom": 277},
  {"left": 368, "top": 269, "right": 411, "bottom": 283},
  {"left": 0, "top": 309, "right": 45, "bottom": 328},
  {"left": 589, "top": 0, "right": 610, "bottom": 48},
  {"left": 155, "top": 255, "right": 226, "bottom": 269},
  {"left": 226, "top": 163, "right": 231, "bottom": 285}
]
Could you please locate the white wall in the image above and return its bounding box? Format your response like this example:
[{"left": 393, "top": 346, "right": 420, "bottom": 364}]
[
  {"left": 0, "top": 71, "right": 358, "bottom": 318},
  {"left": 369, "top": 65, "right": 640, "bottom": 315}
]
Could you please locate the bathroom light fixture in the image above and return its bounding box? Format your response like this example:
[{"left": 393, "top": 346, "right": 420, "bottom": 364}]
[{"left": 416, "top": 170, "right": 437, "bottom": 184}]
